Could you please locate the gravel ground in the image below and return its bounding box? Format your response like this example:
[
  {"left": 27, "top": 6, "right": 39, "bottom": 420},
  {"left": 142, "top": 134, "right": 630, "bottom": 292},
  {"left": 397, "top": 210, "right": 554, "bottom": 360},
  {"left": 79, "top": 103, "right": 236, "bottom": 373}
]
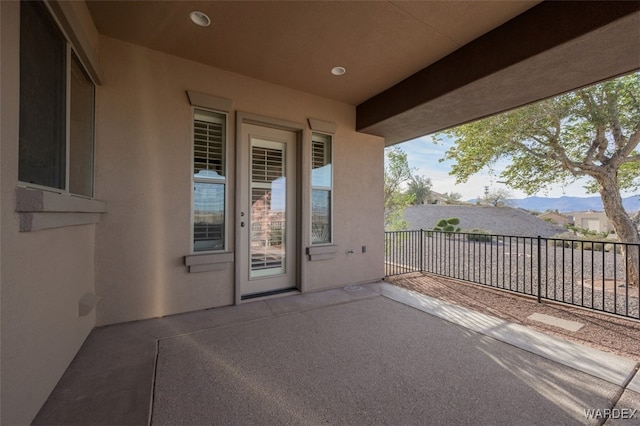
[
  {"left": 386, "top": 272, "right": 640, "bottom": 362},
  {"left": 403, "top": 205, "right": 566, "bottom": 237}
]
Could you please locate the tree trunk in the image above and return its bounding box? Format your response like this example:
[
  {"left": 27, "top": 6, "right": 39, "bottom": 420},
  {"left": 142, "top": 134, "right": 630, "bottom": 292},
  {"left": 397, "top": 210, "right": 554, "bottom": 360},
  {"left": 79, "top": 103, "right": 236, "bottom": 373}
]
[
  {"left": 597, "top": 171, "right": 640, "bottom": 287},
  {"left": 632, "top": 210, "right": 640, "bottom": 230}
]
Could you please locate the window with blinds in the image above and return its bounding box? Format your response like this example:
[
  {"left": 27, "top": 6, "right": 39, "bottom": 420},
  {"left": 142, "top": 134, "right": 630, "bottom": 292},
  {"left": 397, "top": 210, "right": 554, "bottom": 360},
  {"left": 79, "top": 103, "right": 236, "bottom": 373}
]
[
  {"left": 252, "top": 146, "right": 283, "bottom": 183},
  {"left": 312, "top": 140, "right": 327, "bottom": 170},
  {"left": 311, "top": 133, "right": 332, "bottom": 244},
  {"left": 194, "top": 110, "right": 225, "bottom": 178},
  {"left": 250, "top": 142, "right": 286, "bottom": 274},
  {"left": 193, "top": 109, "right": 227, "bottom": 252}
]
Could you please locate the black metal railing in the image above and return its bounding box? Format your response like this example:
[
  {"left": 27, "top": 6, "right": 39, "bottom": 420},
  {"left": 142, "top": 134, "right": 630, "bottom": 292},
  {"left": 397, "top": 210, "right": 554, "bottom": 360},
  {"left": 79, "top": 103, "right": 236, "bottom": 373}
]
[{"left": 385, "top": 230, "right": 640, "bottom": 319}]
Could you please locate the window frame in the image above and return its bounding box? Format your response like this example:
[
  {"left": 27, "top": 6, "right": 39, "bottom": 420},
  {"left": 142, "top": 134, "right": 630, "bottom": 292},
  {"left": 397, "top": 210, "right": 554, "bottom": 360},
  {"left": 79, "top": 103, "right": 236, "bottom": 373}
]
[
  {"left": 310, "top": 131, "right": 333, "bottom": 245},
  {"left": 17, "top": 0, "right": 96, "bottom": 199},
  {"left": 68, "top": 51, "right": 96, "bottom": 197},
  {"left": 191, "top": 107, "right": 229, "bottom": 254}
]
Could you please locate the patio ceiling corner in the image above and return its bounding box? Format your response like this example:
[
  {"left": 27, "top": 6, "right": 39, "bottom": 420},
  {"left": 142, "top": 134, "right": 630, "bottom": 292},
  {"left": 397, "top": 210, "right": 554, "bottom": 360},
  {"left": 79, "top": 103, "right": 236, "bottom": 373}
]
[{"left": 357, "top": 1, "right": 640, "bottom": 146}]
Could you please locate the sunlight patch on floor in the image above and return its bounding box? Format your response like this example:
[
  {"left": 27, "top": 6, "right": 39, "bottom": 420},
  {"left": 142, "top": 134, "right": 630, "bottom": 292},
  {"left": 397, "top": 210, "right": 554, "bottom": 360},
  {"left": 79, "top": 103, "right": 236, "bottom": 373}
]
[{"left": 527, "top": 313, "right": 584, "bottom": 332}]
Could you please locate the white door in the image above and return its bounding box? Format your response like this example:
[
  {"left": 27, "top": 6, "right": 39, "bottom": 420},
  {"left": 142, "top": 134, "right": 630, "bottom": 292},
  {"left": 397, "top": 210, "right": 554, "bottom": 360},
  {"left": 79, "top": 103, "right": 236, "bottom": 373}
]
[
  {"left": 582, "top": 218, "right": 600, "bottom": 232},
  {"left": 239, "top": 123, "right": 298, "bottom": 298}
]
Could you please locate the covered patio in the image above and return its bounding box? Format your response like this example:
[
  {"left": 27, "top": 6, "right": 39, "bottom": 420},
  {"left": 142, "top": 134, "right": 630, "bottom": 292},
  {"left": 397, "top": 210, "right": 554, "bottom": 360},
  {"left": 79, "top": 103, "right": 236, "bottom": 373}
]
[
  {"left": 3, "top": 1, "right": 640, "bottom": 423},
  {"left": 34, "top": 280, "right": 639, "bottom": 425}
]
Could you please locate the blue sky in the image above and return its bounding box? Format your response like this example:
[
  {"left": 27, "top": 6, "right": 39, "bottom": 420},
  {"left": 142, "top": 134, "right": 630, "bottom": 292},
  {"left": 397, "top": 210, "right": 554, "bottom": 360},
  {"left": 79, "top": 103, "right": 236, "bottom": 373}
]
[{"left": 394, "top": 134, "right": 599, "bottom": 201}]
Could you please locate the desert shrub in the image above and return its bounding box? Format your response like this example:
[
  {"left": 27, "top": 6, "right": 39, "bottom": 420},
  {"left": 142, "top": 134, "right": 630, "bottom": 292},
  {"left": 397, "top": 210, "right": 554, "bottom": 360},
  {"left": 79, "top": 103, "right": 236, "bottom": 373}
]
[
  {"left": 549, "top": 239, "right": 573, "bottom": 248},
  {"left": 467, "top": 229, "right": 492, "bottom": 242},
  {"left": 549, "top": 236, "right": 614, "bottom": 252},
  {"left": 433, "top": 217, "right": 461, "bottom": 233}
]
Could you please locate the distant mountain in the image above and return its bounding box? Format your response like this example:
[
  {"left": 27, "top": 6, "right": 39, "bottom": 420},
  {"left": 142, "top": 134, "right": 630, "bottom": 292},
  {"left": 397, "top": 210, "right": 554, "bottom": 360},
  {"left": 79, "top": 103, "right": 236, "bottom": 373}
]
[{"left": 479, "top": 196, "right": 640, "bottom": 213}]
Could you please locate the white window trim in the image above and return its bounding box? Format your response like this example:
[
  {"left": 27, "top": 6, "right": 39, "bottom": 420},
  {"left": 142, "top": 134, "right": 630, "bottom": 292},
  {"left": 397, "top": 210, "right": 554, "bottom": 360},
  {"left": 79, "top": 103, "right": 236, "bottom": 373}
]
[
  {"left": 190, "top": 107, "right": 229, "bottom": 254},
  {"left": 310, "top": 131, "right": 334, "bottom": 246}
]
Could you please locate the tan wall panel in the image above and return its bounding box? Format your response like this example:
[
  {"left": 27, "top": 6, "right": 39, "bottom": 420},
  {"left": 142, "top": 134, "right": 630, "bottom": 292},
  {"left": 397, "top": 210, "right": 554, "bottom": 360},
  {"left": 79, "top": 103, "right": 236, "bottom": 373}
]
[
  {"left": 305, "top": 128, "right": 385, "bottom": 291},
  {"left": 94, "top": 36, "right": 384, "bottom": 325},
  {"left": 1, "top": 3, "right": 97, "bottom": 424},
  {"left": 94, "top": 37, "right": 235, "bottom": 325}
]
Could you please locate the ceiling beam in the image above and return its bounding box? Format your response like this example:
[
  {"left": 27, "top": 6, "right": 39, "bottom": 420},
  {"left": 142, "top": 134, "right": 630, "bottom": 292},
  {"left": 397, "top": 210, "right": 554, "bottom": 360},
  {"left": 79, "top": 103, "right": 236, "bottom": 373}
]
[{"left": 357, "top": 1, "right": 640, "bottom": 145}]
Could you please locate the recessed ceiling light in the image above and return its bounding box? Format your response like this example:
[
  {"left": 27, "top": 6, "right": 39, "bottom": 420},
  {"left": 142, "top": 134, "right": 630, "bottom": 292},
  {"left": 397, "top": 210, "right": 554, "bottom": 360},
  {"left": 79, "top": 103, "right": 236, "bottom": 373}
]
[
  {"left": 190, "top": 11, "right": 211, "bottom": 27},
  {"left": 331, "top": 66, "right": 346, "bottom": 76}
]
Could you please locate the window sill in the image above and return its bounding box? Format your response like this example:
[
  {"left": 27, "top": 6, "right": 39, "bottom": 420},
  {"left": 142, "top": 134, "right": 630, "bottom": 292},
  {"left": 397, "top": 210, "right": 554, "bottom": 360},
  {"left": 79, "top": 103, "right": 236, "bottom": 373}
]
[
  {"left": 184, "top": 252, "right": 234, "bottom": 273},
  {"left": 16, "top": 187, "right": 107, "bottom": 232},
  {"left": 306, "top": 245, "right": 338, "bottom": 261}
]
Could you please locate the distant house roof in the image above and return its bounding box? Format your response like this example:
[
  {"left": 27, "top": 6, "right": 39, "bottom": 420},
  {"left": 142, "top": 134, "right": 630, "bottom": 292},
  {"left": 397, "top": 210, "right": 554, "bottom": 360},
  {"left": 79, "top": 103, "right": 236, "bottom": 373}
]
[
  {"left": 537, "top": 211, "right": 570, "bottom": 225},
  {"left": 403, "top": 205, "right": 566, "bottom": 237}
]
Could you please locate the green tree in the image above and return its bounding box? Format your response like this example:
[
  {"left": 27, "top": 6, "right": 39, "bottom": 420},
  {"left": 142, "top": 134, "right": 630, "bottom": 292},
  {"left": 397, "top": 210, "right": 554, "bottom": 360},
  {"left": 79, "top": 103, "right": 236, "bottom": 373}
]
[
  {"left": 384, "top": 147, "right": 414, "bottom": 230},
  {"left": 484, "top": 188, "right": 513, "bottom": 207},
  {"left": 407, "top": 175, "right": 432, "bottom": 205},
  {"left": 441, "top": 192, "right": 462, "bottom": 204},
  {"left": 440, "top": 72, "right": 640, "bottom": 285}
]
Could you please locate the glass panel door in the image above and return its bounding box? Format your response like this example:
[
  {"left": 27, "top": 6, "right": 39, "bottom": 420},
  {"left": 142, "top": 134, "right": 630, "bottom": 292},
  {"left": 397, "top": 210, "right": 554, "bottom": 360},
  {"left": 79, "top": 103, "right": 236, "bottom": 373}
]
[
  {"left": 250, "top": 139, "right": 287, "bottom": 278},
  {"left": 239, "top": 121, "right": 297, "bottom": 299}
]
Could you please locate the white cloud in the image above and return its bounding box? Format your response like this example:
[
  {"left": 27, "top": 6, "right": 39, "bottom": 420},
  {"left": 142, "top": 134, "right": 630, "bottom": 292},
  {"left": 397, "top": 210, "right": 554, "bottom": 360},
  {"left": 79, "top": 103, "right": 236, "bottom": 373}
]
[{"left": 415, "top": 167, "right": 528, "bottom": 200}]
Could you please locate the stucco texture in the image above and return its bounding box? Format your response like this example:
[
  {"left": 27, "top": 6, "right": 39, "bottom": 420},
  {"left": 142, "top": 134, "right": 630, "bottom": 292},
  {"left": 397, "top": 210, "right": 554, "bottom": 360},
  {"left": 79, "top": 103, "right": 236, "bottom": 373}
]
[
  {"left": 1, "top": 2, "right": 98, "bottom": 424},
  {"left": 94, "top": 35, "right": 384, "bottom": 326}
]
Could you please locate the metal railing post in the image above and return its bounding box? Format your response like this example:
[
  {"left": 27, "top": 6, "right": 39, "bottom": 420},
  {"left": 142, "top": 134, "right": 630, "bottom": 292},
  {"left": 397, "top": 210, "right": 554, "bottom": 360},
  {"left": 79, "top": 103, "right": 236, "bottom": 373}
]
[
  {"left": 537, "top": 235, "right": 542, "bottom": 303},
  {"left": 419, "top": 229, "right": 424, "bottom": 272}
]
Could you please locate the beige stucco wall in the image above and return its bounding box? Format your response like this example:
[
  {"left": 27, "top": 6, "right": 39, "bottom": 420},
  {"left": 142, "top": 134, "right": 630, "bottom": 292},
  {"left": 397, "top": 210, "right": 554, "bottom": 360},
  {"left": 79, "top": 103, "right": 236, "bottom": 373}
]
[
  {"left": 2, "top": 1, "right": 384, "bottom": 420},
  {"left": 94, "top": 35, "right": 385, "bottom": 325},
  {"left": 305, "top": 128, "right": 385, "bottom": 291},
  {"left": 0, "top": 2, "right": 99, "bottom": 424},
  {"left": 572, "top": 212, "right": 614, "bottom": 233}
]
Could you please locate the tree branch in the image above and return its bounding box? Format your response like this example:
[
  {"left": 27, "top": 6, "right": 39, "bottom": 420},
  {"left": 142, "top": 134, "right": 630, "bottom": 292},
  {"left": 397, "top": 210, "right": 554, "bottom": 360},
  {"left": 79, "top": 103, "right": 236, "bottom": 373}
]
[
  {"left": 584, "top": 126, "right": 608, "bottom": 166},
  {"left": 611, "top": 127, "right": 640, "bottom": 166},
  {"left": 620, "top": 153, "right": 640, "bottom": 164},
  {"left": 606, "top": 90, "right": 624, "bottom": 149},
  {"left": 515, "top": 138, "right": 593, "bottom": 176}
]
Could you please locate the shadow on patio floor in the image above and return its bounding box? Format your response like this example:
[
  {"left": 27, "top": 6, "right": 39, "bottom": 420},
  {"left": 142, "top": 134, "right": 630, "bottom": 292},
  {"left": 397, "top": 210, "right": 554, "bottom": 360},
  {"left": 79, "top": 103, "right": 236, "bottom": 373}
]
[{"left": 33, "top": 281, "right": 640, "bottom": 425}]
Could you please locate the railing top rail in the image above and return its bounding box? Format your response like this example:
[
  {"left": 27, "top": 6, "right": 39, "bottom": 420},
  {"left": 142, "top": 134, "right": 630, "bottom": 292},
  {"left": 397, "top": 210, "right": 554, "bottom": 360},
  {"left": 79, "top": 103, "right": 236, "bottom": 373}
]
[{"left": 385, "top": 229, "right": 640, "bottom": 247}]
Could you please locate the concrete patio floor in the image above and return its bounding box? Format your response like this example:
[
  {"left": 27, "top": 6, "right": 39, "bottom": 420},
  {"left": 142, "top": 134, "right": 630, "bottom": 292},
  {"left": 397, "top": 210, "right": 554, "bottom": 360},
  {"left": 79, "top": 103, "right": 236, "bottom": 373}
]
[{"left": 33, "top": 282, "right": 640, "bottom": 425}]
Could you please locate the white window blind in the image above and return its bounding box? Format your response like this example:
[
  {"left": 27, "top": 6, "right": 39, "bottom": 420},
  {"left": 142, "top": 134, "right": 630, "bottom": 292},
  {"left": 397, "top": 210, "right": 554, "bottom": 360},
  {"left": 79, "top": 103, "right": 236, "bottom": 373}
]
[
  {"left": 193, "top": 109, "right": 227, "bottom": 252},
  {"left": 194, "top": 111, "right": 225, "bottom": 178},
  {"left": 252, "top": 146, "right": 284, "bottom": 183},
  {"left": 311, "top": 133, "right": 332, "bottom": 244},
  {"left": 312, "top": 140, "right": 327, "bottom": 170}
]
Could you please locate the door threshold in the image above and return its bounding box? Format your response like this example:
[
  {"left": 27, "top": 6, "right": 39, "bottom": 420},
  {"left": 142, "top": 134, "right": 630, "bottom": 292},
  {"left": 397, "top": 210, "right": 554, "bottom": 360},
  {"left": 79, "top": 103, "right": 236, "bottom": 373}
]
[{"left": 241, "top": 288, "right": 298, "bottom": 301}]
